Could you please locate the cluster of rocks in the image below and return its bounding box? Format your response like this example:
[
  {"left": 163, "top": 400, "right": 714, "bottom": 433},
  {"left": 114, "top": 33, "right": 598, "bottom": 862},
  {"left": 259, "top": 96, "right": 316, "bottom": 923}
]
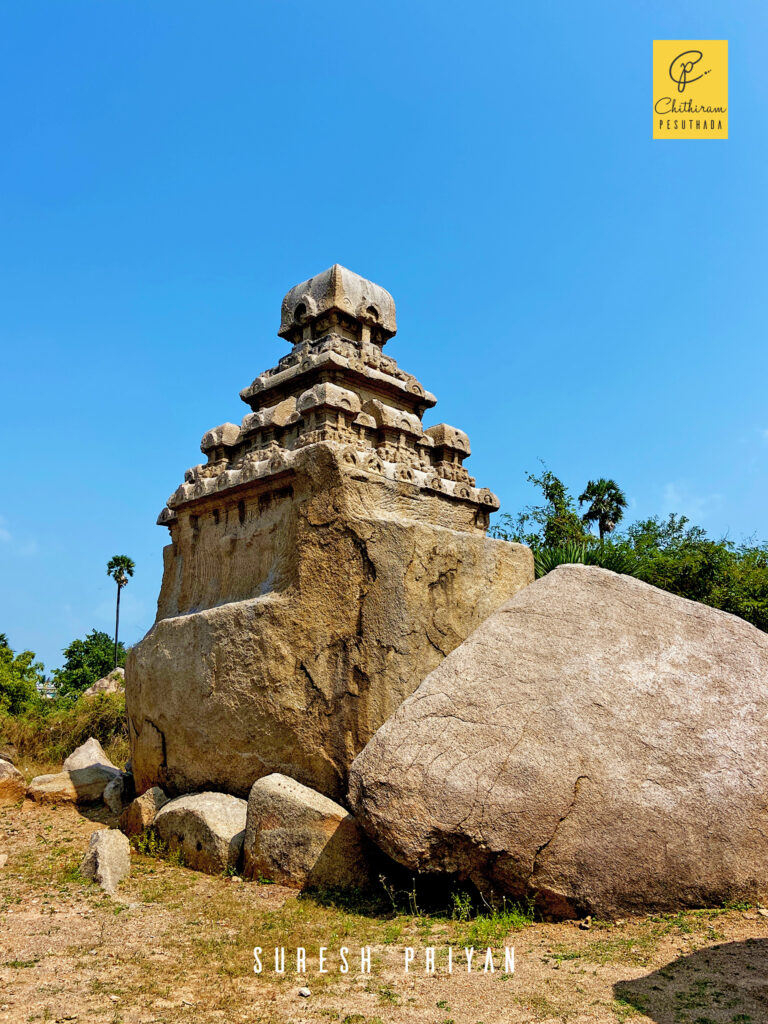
[
  {"left": 117, "top": 773, "right": 373, "bottom": 889},
  {"left": 6, "top": 740, "right": 375, "bottom": 897},
  {"left": 69, "top": 563, "right": 765, "bottom": 919},
  {"left": 26, "top": 737, "right": 133, "bottom": 808}
]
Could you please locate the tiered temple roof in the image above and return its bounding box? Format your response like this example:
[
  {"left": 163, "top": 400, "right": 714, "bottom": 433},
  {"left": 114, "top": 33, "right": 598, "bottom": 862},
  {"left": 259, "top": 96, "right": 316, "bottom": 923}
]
[{"left": 158, "top": 264, "right": 499, "bottom": 531}]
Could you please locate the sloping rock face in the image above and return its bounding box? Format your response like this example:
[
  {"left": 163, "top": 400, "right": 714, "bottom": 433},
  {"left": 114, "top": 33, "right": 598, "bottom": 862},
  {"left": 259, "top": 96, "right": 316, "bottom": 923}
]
[
  {"left": 154, "top": 792, "right": 247, "bottom": 874},
  {"left": 244, "top": 773, "right": 372, "bottom": 889},
  {"left": 127, "top": 266, "right": 532, "bottom": 800},
  {"left": 63, "top": 737, "right": 118, "bottom": 773},
  {"left": 349, "top": 565, "right": 768, "bottom": 918}
]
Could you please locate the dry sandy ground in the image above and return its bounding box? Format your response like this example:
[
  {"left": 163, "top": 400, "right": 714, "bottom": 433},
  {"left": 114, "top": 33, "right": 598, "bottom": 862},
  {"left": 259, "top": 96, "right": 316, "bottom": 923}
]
[{"left": 2, "top": 798, "right": 768, "bottom": 1024}]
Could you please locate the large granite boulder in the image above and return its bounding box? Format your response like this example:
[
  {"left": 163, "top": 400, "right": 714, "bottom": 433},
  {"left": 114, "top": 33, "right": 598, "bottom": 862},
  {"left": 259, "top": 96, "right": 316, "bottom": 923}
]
[
  {"left": 0, "top": 758, "right": 26, "bottom": 804},
  {"left": 244, "top": 773, "right": 372, "bottom": 889},
  {"left": 154, "top": 792, "right": 247, "bottom": 874},
  {"left": 349, "top": 565, "right": 768, "bottom": 918},
  {"left": 127, "top": 266, "right": 533, "bottom": 803}
]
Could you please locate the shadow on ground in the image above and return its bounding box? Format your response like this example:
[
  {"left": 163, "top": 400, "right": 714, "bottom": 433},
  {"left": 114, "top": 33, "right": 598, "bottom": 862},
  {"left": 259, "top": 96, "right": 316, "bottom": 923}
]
[{"left": 614, "top": 939, "right": 768, "bottom": 1023}]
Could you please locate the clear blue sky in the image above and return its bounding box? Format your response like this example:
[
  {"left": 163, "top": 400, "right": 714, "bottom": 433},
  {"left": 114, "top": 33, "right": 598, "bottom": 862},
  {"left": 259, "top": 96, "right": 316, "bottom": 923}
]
[{"left": 1, "top": 1, "right": 765, "bottom": 672}]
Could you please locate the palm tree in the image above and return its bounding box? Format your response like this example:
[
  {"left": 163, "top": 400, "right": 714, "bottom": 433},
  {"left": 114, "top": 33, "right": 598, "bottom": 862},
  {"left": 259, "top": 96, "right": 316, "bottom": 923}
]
[
  {"left": 578, "top": 479, "right": 628, "bottom": 542},
  {"left": 107, "top": 555, "right": 135, "bottom": 669}
]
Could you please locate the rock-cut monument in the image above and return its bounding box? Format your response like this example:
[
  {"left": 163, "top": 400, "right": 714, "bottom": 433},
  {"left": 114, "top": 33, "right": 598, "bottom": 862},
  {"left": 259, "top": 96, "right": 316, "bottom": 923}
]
[{"left": 126, "top": 265, "right": 533, "bottom": 800}]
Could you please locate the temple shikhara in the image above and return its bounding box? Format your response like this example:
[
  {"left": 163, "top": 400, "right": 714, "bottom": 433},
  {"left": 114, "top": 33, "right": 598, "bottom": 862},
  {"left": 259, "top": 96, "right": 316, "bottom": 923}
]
[
  {"left": 127, "top": 266, "right": 532, "bottom": 800},
  {"left": 158, "top": 264, "right": 500, "bottom": 537}
]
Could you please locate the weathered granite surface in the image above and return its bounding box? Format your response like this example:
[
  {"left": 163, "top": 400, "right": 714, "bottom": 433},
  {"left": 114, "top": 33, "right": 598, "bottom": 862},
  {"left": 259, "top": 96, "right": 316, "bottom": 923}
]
[
  {"left": 0, "top": 758, "right": 26, "bottom": 804},
  {"left": 80, "top": 829, "right": 130, "bottom": 893},
  {"left": 244, "top": 773, "right": 372, "bottom": 889},
  {"left": 154, "top": 792, "right": 247, "bottom": 874},
  {"left": 349, "top": 565, "right": 768, "bottom": 918},
  {"left": 127, "top": 265, "right": 532, "bottom": 799}
]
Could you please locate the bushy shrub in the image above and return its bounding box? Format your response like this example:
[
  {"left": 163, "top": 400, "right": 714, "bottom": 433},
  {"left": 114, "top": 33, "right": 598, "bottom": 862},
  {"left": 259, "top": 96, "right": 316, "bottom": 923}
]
[
  {"left": 0, "top": 692, "right": 128, "bottom": 767},
  {"left": 0, "top": 634, "right": 44, "bottom": 716},
  {"left": 53, "top": 629, "right": 127, "bottom": 700},
  {"left": 533, "top": 542, "right": 639, "bottom": 579}
]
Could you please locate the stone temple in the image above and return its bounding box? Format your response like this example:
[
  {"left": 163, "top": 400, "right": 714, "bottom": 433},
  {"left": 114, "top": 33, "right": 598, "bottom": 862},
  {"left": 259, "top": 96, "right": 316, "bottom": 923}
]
[{"left": 126, "top": 265, "right": 533, "bottom": 800}]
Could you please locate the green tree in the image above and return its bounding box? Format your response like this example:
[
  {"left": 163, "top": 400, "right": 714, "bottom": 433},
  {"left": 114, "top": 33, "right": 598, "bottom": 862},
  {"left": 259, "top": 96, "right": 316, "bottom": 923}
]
[
  {"left": 619, "top": 514, "right": 768, "bottom": 630},
  {"left": 490, "top": 464, "right": 590, "bottom": 548},
  {"left": 578, "top": 478, "right": 628, "bottom": 542},
  {"left": 492, "top": 473, "right": 768, "bottom": 632},
  {"left": 0, "top": 634, "right": 44, "bottom": 715},
  {"left": 107, "top": 555, "right": 135, "bottom": 670},
  {"left": 52, "top": 629, "right": 126, "bottom": 700}
]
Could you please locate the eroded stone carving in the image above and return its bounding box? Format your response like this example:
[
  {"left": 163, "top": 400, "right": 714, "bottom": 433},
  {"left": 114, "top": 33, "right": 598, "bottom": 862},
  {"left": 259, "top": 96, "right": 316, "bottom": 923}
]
[
  {"left": 159, "top": 265, "right": 498, "bottom": 527},
  {"left": 128, "top": 266, "right": 533, "bottom": 800}
]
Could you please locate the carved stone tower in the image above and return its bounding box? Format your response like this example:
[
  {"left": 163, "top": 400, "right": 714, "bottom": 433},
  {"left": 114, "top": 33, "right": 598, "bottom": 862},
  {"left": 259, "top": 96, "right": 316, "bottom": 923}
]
[{"left": 127, "top": 266, "right": 533, "bottom": 800}]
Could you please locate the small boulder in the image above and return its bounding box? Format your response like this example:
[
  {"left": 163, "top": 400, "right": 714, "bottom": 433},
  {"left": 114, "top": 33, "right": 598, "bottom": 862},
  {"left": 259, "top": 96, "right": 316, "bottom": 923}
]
[
  {"left": 103, "top": 772, "right": 135, "bottom": 814},
  {"left": 82, "top": 668, "right": 125, "bottom": 698},
  {"left": 27, "top": 765, "right": 118, "bottom": 805},
  {"left": 154, "top": 792, "right": 246, "bottom": 874},
  {"left": 119, "top": 786, "right": 169, "bottom": 836},
  {"left": 244, "top": 773, "right": 372, "bottom": 889},
  {"left": 80, "top": 829, "right": 130, "bottom": 892},
  {"left": 63, "top": 737, "right": 119, "bottom": 773},
  {"left": 0, "top": 758, "right": 26, "bottom": 804}
]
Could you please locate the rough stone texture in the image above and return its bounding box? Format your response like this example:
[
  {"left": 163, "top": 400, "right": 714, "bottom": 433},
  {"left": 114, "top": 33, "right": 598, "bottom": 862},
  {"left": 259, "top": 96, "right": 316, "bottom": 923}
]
[
  {"left": 154, "top": 792, "right": 247, "bottom": 874},
  {"left": 0, "top": 758, "right": 26, "bottom": 804},
  {"left": 63, "top": 737, "right": 119, "bottom": 773},
  {"left": 127, "top": 266, "right": 532, "bottom": 800},
  {"left": 27, "top": 765, "right": 118, "bottom": 805},
  {"left": 118, "top": 786, "right": 169, "bottom": 837},
  {"left": 83, "top": 668, "right": 125, "bottom": 697},
  {"left": 244, "top": 773, "right": 372, "bottom": 889},
  {"left": 349, "top": 565, "right": 768, "bottom": 919},
  {"left": 103, "top": 772, "right": 135, "bottom": 814},
  {"left": 80, "top": 829, "right": 131, "bottom": 892}
]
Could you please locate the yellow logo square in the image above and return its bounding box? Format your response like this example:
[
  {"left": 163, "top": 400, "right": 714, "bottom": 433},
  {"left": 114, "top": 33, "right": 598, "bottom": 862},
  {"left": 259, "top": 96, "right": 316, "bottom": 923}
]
[{"left": 653, "top": 40, "right": 728, "bottom": 139}]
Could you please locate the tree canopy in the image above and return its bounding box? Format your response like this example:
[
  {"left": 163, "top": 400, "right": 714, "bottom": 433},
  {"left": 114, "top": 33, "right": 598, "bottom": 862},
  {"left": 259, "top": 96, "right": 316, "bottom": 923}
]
[
  {"left": 107, "top": 555, "right": 135, "bottom": 589},
  {"left": 52, "top": 629, "right": 127, "bottom": 700},
  {"left": 578, "top": 478, "right": 628, "bottom": 541},
  {"left": 492, "top": 468, "right": 768, "bottom": 633},
  {"left": 0, "top": 633, "right": 45, "bottom": 715}
]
